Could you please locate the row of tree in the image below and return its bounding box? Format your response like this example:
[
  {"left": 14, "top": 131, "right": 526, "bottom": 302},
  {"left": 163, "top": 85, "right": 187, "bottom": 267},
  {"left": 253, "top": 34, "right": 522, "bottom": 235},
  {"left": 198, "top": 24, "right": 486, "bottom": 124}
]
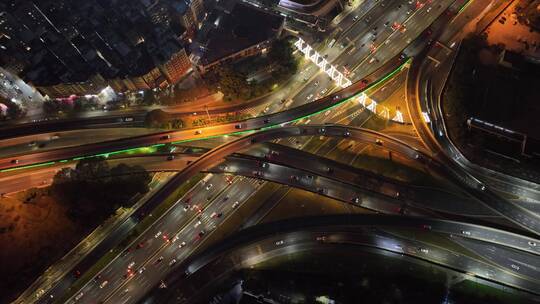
[
  {"left": 52, "top": 157, "right": 151, "bottom": 221},
  {"left": 0, "top": 98, "right": 25, "bottom": 120},
  {"left": 144, "top": 109, "right": 184, "bottom": 129},
  {"left": 205, "top": 38, "right": 299, "bottom": 102}
]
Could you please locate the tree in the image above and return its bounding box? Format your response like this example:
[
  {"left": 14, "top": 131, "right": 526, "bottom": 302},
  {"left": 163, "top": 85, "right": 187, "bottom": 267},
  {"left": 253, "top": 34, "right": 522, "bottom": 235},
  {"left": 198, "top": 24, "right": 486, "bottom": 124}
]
[
  {"left": 142, "top": 91, "right": 156, "bottom": 105},
  {"left": 145, "top": 109, "right": 170, "bottom": 128},
  {"left": 3, "top": 99, "right": 25, "bottom": 119},
  {"left": 51, "top": 157, "right": 151, "bottom": 219}
]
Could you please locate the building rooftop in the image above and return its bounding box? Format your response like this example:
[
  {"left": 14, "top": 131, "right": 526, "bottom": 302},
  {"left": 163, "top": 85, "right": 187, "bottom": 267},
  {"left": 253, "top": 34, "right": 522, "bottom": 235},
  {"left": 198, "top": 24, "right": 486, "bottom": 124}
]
[{"left": 198, "top": 3, "right": 283, "bottom": 66}]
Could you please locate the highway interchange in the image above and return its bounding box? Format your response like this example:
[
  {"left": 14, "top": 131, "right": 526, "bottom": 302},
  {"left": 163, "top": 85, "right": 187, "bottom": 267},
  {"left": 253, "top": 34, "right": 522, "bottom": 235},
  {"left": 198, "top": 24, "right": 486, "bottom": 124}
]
[{"left": 5, "top": 0, "right": 540, "bottom": 303}]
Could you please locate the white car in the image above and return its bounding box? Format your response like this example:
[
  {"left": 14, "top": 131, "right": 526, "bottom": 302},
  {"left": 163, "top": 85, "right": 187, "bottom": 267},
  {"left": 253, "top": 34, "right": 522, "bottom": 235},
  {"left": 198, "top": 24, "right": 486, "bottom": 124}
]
[
  {"left": 178, "top": 241, "right": 186, "bottom": 248},
  {"left": 275, "top": 240, "right": 285, "bottom": 246},
  {"left": 154, "top": 231, "right": 162, "bottom": 238},
  {"left": 128, "top": 261, "right": 135, "bottom": 268},
  {"left": 206, "top": 183, "right": 213, "bottom": 190},
  {"left": 306, "top": 94, "right": 313, "bottom": 100},
  {"left": 99, "top": 280, "right": 109, "bottom": 288},
  {"left": 169, "top": 259, "right": 177, "bottom": 267},
  {"left": 461, "top": 230, "right": 471, "bottom": 236},
  {"left": 171, "top": 235, "right": 179, "bottom": 243},
  {"left": 194, "top": 220, "right": 202, "bottom": 228},
  {"left": 75, "top": 292, "right": 84, "bottom": 301},
  {"left": 232, "top": 201, "right": 240, "bottom": 209}
]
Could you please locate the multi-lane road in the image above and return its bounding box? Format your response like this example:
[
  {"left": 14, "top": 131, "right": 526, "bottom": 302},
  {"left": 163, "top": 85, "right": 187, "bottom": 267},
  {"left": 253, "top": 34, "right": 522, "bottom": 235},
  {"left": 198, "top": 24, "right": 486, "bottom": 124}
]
[
  {"left": 13, "top": 0, "right": 540, "bottom": 303},
  {"left": 144, "top": 215, "right": 540, "bottom": 303}
]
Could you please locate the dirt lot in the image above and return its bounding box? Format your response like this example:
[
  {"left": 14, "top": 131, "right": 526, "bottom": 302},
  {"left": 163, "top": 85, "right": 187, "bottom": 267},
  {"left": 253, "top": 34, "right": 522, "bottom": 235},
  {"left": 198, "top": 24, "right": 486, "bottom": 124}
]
[{"left": 0, "top": 189, "right": 85, "bottom": 303}]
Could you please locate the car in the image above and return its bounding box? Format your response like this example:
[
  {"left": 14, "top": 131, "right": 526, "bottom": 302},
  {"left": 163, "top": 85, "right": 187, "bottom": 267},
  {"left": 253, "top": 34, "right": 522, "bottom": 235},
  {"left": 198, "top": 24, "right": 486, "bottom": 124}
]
[
  {"left": 138, "top": 266, "right": 146, "bottom": 274},
  {"left": 275, "top": 240, "right": 284, "bottom": 245},
  {"left": 326, "top": 167, "right": 334, "bottom": 174},
  {"left": 128, "top": 261, "right": 135, "bottom": 268},
  {"left": 154, "top": 256, "right": 164, "bottom": 264},
  {"left": 171, "top": 235, "right": 179, "bottom": 243},
  {"left": 211, "top": 212, "right": 223, "bottom": 218},
  {"left": 528, "top": 241, "right": 537, "bottom": 247},
  {"left": 306, "top": 94, "right": 314, "bottom": 100},
  {"left": 11, "top": 159, "right": 19, "bottom": 164},
  {"left": 167, "top": 155, "right": 175, "bottom": 161},
  {"left": 426, "top": 6, "right": 432, "bottom": 13},
  {"left": 28, "top": 141, "right": 36, "bottom": 147},
  {"left": 161, "top": 135, "right": 171, "bottom": 140},
  {"left": 316, "top": 236, "right": 326, "bottom": 241},
  {"left": 198, "top": 230, "right": 206, "bottom": 238},
  {"left": 353, "top": 15, "right": 359, "bottom": 21},
  {"left": 321, "top": 88, "right": 328, "bottom": 95},
  {"left": 98, "top": 279, "right": 109, "bottom": 289},
  {"left": 136, "top": 241, "right": 145, "bottom": 249},
  {"left": 74, "top": 292, "right": 84, "bottom": 301},
  {"left": 314, "top": 81, "right": 319, "bottom": 87},
  {"left": 263, "top": 118, "right": 270, "bottom": 124},
  {"left": 206, "top": 183, "right": 213, "bottom": 190},
  {"left": 194, "top": 220, "right": 202, "bottom": 228},
  {"left": 73, "top": 270, "right": 81, "bottom": 278},
  {"left": 183, "top": 205, "right": 190, "bottom": 212},
  {"left": 375, "top": 139, "right": 383, "bottom": 146},
  {"left": 155, "top": 231, "right": 162, "bottom": 238},
  {"left": 169, "top": 259, "right": 177, "bottom": 267},
  {"left": 123, "top": 268, "right": 135, "bottom": 279},
  {"left": 235, "top": 124, "right": 243, "bottom": 129},
  {"left": 178, "top": 241, "right": 187, "bottom": 248},
  {"left": 461, "top": 230, "right": 471, "bottom": 236},
  {"left": 195, "top": 130, "right": 202, "bottom": 135},
  {"left": 324, "top": 110, "right": 331, "bottom": 116},
  {"left": 51, "top": 134, "right": 60, "bottom": 140},
  {"left": 422, "top": 224, "right": 432, "bottom": 230},
  {"left": 223, "top": 196, "right": 230, "bottom": 201},
  {"left": 232, "top": 201, "right": 240, "bottom": 209},
  {"left": 352, "top": 197, "right": 360, "bottom": 204}
]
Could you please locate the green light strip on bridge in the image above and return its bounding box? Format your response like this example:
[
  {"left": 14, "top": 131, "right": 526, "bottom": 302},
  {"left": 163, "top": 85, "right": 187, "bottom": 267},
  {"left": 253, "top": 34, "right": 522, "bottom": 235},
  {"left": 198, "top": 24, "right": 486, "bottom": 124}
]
[
  {"left": 458, "top": 0, "right": 472, "bottom": 14},
  {"left": 0, "top": 59, "right": 410, "bottom": 174}
]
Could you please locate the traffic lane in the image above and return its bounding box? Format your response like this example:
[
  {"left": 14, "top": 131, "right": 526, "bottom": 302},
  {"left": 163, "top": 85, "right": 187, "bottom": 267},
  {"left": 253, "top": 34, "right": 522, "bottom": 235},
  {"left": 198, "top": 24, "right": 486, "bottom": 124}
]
[
  {"left": 0, "top": 155, "right": 198, "bottom": 194},
  {"left": 30, "top": 59, "right": 403, "bottom": 303},
  {"left": 69, "top": 173, "right": 230, "bottom": 304},
  {"left": 243, "top": 142, "right": 496, "bottom": 217},
  {"left": 213, "top": 154, "right": 493, "bottom": 218},
  {"left": 453, "top": 237, "right": 540, "bottom": 282},
  {"left": 213, "top": 156, "right": 423, "bottom": 216},
  {"left": 102, "top": 178, "right": 261, "bottom": 304},
  {"left": 289, "top": 0, "right": 402, "bottom": 108},
  {"left": 173, "top": 124, "right": 540, "bottom": 252},
  {"left": 167, "top": 228, "right": 540, "bottom": 302},
  {"left": 351, "top": 0, "right": 454, "bottom": 75},
  {"left": 0, "top": 41, "right": 405, "bottom": 171}
]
